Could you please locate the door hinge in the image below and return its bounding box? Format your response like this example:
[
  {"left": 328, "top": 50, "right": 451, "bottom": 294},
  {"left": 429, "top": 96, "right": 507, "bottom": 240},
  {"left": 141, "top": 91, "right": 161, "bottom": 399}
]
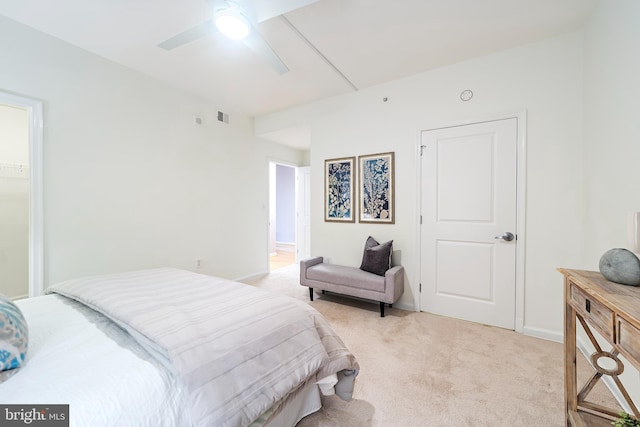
[
  {"left": 419, "top": 283, "right": 422, "bottom": 292},
  {"left": 420, "top": 145, "right": 426, "bottom": 156},
  {"left": 420, "top": 215, "right": 422, "bottom": 225}
]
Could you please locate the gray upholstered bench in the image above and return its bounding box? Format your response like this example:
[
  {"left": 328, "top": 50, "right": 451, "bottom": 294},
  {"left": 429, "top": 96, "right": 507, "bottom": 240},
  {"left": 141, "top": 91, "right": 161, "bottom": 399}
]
[{"left": 300, "top": 256, "right": 404, "bottom": 317}]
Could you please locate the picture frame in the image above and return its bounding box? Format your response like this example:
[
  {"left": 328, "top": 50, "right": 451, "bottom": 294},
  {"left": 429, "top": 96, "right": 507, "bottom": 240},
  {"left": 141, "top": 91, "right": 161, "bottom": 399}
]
[
  {"left": 359, "top": 152, "right": 394, "bottom": 224},
  {"left": 324, "top": 156, "right": 356, "bottom": 223}
]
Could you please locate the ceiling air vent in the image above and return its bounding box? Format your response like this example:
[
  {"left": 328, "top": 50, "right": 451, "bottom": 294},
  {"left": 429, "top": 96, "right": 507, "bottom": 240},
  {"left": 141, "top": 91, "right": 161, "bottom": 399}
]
[{"left": 217, "top": 111, "right": 229, "bottom": 124}]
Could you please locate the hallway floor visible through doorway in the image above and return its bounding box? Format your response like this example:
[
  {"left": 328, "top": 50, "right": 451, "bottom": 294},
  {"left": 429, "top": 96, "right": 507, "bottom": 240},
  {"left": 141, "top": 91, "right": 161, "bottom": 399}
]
[{"left": 270, "top": 244, "right": 295, "bottom": 271}]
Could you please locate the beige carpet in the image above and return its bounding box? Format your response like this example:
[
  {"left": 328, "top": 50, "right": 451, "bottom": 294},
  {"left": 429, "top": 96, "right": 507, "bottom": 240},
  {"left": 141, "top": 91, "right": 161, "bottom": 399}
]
[{"left": 247, "top": 264, "right": 619, "bottom": 427}]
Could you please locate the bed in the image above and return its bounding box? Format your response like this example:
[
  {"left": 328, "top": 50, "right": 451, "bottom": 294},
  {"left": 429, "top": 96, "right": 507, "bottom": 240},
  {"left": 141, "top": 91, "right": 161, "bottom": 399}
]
[{"left": 0, "top": 268, "right": 359, "bottom": 427}]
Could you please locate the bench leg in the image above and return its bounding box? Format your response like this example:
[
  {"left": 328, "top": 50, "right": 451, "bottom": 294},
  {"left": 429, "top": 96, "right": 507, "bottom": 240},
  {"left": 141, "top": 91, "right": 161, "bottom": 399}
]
[
  {"left": 380, "top": 302, "right": 385, "bottom": 317},
  {"left": 309, "top": 288, "right": 314, "bottom": 301}
]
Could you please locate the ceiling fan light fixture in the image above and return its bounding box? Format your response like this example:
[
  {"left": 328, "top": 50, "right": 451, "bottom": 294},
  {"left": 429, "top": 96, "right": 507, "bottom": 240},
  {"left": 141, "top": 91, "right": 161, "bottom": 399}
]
[{"left": 215, "top": 9, "right": 250, "bottom": 40}]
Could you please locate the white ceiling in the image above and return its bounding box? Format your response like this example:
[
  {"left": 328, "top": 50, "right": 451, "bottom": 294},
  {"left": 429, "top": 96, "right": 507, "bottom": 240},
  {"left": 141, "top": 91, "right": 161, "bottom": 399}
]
[{"left": 0, "top": 0, "right": 597, "bottom": 118}]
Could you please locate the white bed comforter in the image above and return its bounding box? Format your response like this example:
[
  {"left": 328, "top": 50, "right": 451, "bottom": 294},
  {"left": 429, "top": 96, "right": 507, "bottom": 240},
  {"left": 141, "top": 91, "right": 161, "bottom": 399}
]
[
  {"left": 46, "top": 268, "right": 358, "bottom": 427},
  {"left": 1, "top": 294, "right": 189, "bottom": 427}
]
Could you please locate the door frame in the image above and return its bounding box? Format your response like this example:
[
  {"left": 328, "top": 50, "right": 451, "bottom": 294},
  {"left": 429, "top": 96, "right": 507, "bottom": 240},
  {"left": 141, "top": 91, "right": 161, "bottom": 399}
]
[
  {"left": 267, "top": 159, "right": 301, "bottom": 271},
  {"left": 0, "top": 90, "right": 44, "bottom": 297},
  {"left": 295, "top": 166, "right": 311, "bottom": 262},
  {"left": 416, "top": 111, "right": 527, "bottom": 333}
]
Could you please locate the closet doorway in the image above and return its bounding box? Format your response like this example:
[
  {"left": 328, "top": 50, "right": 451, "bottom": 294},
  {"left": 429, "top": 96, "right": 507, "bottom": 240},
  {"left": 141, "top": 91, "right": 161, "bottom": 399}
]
[{"left": 0, "top": 91, "right": 43, "bottom": 298}]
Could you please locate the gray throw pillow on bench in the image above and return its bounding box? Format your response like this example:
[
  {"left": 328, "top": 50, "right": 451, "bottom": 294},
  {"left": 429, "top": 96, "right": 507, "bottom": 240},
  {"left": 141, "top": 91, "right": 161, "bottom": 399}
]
[{"left": 360, "top": 236, "right": 393, "bottom": 276}]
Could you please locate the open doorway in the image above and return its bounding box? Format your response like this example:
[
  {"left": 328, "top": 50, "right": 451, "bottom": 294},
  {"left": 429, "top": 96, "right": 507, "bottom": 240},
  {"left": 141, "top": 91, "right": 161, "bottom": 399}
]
[
  {"left": 0, "top": 91, "right": 44, "bottom": 298},
  {"left": 269, "top": 162, "right": 297, "bottom": 271},
  {"left": 0, "top": 104, "right": 29, "bottom": 299}
]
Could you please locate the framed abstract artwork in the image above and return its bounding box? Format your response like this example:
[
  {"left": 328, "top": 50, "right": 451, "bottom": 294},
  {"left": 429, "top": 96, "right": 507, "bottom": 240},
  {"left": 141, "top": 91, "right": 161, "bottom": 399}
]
[
  {"left": 359, "top": 152, "right": 394, "bottom": 224},
  {"left": 324, "top": 156, "right": 356, "bottom": 222}
]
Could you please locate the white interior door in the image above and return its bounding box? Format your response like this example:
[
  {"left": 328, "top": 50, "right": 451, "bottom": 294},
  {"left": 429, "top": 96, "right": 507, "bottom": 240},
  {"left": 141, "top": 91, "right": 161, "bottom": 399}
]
[
  {"left": 420, "top": 118, "right": 517, "bottom": 329},
  {"left": 296, "top": 166, "right": 311, "bottom": 262}
]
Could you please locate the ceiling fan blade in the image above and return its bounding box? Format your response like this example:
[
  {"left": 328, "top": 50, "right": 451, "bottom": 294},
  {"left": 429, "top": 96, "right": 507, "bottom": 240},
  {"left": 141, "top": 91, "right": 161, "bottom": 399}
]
[
  {"left": 252, "top": 0, "right": 321, "bottom": 22},
  {"left": 242, "top": 32, "right": 289, "bottom": 75},
  {"left": 158, "top": 19, "right": 214, "bottom": 50}
]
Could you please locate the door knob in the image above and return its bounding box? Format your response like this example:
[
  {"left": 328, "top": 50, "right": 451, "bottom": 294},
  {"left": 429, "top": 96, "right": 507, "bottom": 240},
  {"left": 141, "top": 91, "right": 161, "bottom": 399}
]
[{"left": 494, "top": 232, "right": 515, "bottom": 242}]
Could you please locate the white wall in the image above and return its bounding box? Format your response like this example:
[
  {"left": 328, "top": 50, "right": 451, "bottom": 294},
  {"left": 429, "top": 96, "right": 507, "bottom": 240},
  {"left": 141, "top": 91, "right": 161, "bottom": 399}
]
[
  {"left": 276, "top": 164, "right": 296, "bottom": 243},
  {"left": 0, "top": 16, "right": 304, "bottom": 285},
  {"left": 580, "top": 0, "right": 640, "bottom": 407},
  {"left": 257, "top": 33, "right": 586, "bottom": 337},
  {"left": 582, "top": 0, "right": 640, "bottom": 264},
  {"left": 0, "top": 104, "right": 29, "bottom": 298}
]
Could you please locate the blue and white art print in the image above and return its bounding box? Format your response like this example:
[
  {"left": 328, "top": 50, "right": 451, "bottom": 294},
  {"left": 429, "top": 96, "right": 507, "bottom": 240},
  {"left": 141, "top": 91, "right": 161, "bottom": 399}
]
[
  {"left": 359, "top": 152, "right": 394, "bottom": 224},
  {"left": 325, "top": 157, "right": 355, "bottom": 222}
]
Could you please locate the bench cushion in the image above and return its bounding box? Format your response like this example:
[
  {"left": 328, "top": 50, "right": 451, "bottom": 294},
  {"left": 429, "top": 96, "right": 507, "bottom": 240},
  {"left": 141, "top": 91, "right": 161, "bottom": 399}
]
[{"left": 307, "top": 263, "right": 385, "bottom": 293}]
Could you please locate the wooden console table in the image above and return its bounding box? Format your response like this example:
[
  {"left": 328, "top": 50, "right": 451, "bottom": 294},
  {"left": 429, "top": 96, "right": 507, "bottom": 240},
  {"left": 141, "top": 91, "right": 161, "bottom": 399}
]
[{"left": 560, "top": 268, "right": 640, "bottom": 426}]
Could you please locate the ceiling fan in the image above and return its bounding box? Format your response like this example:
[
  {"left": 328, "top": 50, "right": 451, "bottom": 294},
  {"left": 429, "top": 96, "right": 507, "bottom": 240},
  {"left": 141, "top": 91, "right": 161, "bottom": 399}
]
[{"left": 157, "top": 0, "right": 320, "bottom": 75}]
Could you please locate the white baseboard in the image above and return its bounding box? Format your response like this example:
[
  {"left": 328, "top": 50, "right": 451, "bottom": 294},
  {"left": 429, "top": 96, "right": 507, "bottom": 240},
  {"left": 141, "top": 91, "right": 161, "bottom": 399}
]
[
  {"left": 393, "top": 301, "right": 414, "bottom": 312},
  {"left": 275, "top": 242, "right": 295, "bottom": 252},
  {"left": 236, "top": 271, "right": 269, "bottom": 284},
  {"left": 522, "top": 325, "right": 564, "bottom": 343},
  {"left": 10, "top": 293, "right": 29, "bottom": 301}
]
